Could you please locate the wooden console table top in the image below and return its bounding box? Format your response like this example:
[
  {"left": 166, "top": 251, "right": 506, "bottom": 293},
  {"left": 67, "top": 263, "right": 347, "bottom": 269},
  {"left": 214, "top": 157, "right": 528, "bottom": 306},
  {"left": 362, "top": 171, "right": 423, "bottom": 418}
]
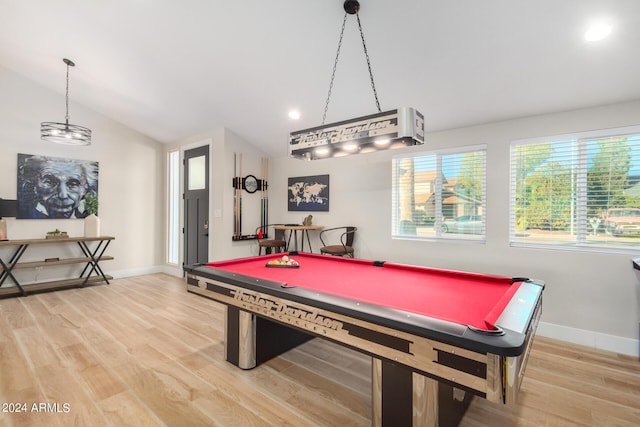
[{"left": 0, "top": 236, "right": 115, "bottom": 246}]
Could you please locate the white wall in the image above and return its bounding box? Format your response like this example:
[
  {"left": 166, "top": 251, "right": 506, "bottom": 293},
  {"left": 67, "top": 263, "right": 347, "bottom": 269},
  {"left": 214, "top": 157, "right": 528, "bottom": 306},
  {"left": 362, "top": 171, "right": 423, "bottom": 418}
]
[
  {"left": 0, "top": 66, "right": 165, "bottom": 281},
  {"left": 269, "top": 100, "right": 640, "bottom": 356}
]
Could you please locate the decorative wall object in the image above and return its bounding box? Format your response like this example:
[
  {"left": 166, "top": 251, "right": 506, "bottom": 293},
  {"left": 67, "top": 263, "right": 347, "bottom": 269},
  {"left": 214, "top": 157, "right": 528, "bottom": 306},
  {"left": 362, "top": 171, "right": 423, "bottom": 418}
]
[
  {"left": 288, "top": 174, "right": 329, "bottom": 212},
  {"left": 17, "top": 153, "right": 99, "bottom": 219},
  {"left": 232, "top": 155, "right": 269, "bottom": 241}
]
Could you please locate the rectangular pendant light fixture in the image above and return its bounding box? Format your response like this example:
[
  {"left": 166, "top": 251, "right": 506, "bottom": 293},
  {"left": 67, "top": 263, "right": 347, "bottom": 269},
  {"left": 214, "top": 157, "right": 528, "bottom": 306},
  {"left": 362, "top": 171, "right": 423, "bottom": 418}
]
[{"left": 289, "top": 107, "right": 424, "bottom": 160}]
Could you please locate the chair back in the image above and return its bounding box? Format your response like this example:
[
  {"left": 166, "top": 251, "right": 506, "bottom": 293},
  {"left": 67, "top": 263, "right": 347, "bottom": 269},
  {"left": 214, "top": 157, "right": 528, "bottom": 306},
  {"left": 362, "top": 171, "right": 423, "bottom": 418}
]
[
  {"left": 319, "top": 226, "right": 357, "bottom": 257},
  {"left": 343, "top": 226, "right": 356, "bottom": 247}
]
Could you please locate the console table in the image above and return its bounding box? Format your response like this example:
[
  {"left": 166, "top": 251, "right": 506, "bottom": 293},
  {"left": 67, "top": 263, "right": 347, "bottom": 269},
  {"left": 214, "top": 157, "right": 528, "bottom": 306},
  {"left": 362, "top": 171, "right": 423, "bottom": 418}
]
[{"left": 0, "top": 236, "right": 114, "bottom": 298}]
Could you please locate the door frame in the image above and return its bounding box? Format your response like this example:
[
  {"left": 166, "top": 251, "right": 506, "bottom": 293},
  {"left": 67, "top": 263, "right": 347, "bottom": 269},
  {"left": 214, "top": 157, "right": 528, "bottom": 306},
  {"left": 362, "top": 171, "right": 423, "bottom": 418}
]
[{"left": 183, "top": 144, "right": 210, "bottom": 266}]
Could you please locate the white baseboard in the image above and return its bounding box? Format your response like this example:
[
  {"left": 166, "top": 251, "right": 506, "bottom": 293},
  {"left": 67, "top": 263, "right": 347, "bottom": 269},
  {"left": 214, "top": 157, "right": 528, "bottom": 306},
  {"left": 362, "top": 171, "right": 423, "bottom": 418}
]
[
  {"left": 111, "top": 265, "right": 164, "bottom": 278},
  {"left": 537, "top": 321, "right": 639, "bottom": 357},
  {"left": 111, "top": 265, "right": 183, "bottom": 279},
  {"left": 161, "top": 265, "right": 184, "bottom": 278}
]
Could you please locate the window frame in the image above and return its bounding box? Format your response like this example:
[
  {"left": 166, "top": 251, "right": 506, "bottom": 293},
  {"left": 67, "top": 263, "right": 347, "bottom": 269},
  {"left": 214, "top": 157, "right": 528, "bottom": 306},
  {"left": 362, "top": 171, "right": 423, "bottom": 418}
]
[
  {"left": 392, "top": 144, "right": 487, "bottom": 242},
  {"left": 509, "top": 124, "right": 640, "bottom": 254}
]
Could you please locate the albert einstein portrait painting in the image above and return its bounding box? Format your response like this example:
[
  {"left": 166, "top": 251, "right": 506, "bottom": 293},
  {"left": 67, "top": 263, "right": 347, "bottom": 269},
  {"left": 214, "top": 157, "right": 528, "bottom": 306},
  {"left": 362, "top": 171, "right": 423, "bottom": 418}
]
[{"left": 17, "top": 153, "right": 99, "bottom": 219}]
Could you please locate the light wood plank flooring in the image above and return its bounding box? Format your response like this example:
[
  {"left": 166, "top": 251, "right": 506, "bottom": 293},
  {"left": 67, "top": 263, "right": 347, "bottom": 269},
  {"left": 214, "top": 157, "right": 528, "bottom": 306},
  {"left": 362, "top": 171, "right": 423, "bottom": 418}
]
[{"left": 0, "top": 274, "right": 638, "bottom": 426}]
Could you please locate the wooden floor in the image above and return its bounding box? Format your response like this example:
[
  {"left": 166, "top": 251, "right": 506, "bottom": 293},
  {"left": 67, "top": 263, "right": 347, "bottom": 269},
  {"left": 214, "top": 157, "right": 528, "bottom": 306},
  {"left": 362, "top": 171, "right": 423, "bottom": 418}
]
[{"left": 0, "top": 274, "right": 638, "bottom": 426}]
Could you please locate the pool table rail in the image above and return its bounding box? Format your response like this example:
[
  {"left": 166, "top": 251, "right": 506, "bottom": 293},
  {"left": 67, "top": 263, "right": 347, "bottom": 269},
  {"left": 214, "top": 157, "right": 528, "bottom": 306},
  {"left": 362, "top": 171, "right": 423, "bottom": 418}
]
[{"left": 185, "top": 264, "right": 543, "bottom": 357}]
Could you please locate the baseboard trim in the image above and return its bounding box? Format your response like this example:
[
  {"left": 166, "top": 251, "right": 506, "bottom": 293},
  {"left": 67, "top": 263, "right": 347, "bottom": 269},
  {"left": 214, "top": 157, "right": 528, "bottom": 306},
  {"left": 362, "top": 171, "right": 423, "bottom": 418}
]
[
  {"left": 537, "top": 321, "right": 639, "bottom": 357},
  {"left": 111, "top": 265, "right": 183, "bottom": 279},
  {"left": 111, "top": 266, "right": 164, "bottom": 278}
]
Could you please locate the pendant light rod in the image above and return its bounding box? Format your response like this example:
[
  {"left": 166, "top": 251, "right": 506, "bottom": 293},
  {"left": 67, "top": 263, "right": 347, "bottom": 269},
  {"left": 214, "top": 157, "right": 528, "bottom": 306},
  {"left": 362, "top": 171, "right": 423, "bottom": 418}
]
[{"left": 62, "top": 58, "right": 74, "bottom": 124}]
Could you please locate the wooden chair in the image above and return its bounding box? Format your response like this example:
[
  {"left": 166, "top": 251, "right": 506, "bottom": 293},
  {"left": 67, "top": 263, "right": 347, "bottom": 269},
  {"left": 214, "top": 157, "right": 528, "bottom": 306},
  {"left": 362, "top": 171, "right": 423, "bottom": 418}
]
[
  {"left": 319, "top": 226, "right": 357, "bottom": 257},
  {"left": 256, "top": 224, "right": 287, "bottom": 255}
]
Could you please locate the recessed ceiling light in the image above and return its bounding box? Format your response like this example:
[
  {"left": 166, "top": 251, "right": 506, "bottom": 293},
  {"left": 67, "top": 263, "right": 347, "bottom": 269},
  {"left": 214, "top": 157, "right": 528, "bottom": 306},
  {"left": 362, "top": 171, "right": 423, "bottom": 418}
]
[
  {"left": 584, "top": 23, "right": 612, "bottom": 42},
  {"left": 288, "top": 110, "right": 301, "bottom": 120}
]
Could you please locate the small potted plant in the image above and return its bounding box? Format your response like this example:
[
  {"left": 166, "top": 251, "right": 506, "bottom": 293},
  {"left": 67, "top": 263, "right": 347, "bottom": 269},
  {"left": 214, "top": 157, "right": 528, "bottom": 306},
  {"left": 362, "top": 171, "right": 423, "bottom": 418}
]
[
  {"left": 83, "top": 193, "right": 100, "bottom": 237},
  {"left": 84, "top": 194, "right": 98, "bottom": 215}
]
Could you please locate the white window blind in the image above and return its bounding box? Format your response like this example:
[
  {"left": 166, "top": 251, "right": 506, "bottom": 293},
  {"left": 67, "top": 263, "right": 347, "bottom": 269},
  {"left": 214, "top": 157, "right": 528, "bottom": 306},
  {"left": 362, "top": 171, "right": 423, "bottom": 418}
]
[
  {"left": 392, "top": 145, "right": 486, "bottom": 241},
  {"left": 510, "top": 126, "right": 640, "bottom": 251}
]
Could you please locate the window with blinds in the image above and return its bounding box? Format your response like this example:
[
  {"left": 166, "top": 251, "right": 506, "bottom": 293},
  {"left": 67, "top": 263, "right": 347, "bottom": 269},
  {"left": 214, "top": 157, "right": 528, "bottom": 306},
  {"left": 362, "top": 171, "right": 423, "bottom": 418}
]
[
  {"left": 510, "top": 126, "right": 640, "bottom": 251},
  {"left": 392, "top": 145, "right": 486, "bottom": 241}
]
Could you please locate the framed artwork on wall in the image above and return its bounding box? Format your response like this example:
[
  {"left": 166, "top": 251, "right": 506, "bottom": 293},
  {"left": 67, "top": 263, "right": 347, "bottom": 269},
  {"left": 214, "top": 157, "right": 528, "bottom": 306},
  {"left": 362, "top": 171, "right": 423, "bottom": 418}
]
[
  {"left": 17, "top": 153, "right": 99, "bottom": 219},
  {"left": 288, "top": 174, "right": 329, "bottom": 212}
]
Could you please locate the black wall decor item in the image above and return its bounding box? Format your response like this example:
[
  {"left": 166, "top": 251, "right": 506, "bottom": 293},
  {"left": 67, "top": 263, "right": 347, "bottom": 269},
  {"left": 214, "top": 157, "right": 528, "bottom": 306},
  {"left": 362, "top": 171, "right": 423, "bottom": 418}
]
[{"left": 288, "top": 174, "right": 329, "bottom": 212}]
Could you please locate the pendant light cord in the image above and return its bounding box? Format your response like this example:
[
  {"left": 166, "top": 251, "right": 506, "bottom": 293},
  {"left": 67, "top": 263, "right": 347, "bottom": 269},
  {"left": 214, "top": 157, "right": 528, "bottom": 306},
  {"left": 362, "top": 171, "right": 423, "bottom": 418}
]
[
  {"left": 322, "top": 10, "right": 382, "bottom": 125},
  {"left": 356, "top": 13, "right": 381, "bottom": 114},
  {"left": 65, "top": 62, "right": 70, "bottom": 124}
]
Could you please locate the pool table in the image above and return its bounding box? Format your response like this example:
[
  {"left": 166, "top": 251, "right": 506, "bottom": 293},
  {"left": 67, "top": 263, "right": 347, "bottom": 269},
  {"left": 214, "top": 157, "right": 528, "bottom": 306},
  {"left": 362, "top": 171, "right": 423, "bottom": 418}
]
[{"left": 184, "top": 252, "right": 544, "bottom": 426}]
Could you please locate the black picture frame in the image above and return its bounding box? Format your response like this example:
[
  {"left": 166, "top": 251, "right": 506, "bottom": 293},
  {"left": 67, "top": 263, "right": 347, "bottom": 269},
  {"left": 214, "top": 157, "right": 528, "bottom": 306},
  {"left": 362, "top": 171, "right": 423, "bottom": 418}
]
[
  {"left": 243, "top": 175, "right": 259, "bottom": 193},
  {"left": 288, "top": 174, "right": 329, "bottom": 212}
]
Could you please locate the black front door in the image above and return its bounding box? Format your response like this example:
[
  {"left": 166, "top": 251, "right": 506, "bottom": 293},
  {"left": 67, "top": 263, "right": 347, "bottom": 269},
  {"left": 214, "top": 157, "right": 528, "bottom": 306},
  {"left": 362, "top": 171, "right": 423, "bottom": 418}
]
[{"left": 184, "top": 145, "right": 209, "bottom": 265}]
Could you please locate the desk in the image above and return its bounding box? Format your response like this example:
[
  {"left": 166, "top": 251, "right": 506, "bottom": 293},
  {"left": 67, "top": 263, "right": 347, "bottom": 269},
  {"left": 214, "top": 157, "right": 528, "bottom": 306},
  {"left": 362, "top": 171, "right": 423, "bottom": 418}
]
[
  {"left": 274, "top": 224, "right": 324, "bottom": 253},
  {"left": 0, "top": 236, "right": 114, "bottom": 298},
  {"left": 185, "top": 252, "right": 544, "bottom": 426}
]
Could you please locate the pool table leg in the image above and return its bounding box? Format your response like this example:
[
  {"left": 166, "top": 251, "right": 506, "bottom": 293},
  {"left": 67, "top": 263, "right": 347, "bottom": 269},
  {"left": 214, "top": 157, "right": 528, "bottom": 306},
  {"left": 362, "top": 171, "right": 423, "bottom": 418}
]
[
  {"left": 224, "top": 306, "right": 313, "bottom": 370},
  {"left": 372, "top": 357, "right": 473, "bottom": 426},
  {"left": 225, "top": 306, "right": 257, "bottom": 369}
]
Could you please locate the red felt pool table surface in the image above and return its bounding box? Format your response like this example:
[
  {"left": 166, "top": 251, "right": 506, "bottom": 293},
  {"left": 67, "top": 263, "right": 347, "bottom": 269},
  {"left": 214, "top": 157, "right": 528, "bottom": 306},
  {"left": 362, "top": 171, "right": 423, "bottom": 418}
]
[{"left": 205, "top": 252, "right": 522, "bottom": 331}]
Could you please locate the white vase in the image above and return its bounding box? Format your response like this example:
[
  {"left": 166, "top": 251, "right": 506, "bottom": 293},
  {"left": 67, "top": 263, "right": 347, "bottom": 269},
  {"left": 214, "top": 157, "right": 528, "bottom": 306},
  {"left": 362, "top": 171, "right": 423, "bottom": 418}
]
[
  {"left": 0, "top": 218, "right": 7, "bottom": 240},
  {"left": 84, "top": 214, "right": 100, "bottom": 237}
]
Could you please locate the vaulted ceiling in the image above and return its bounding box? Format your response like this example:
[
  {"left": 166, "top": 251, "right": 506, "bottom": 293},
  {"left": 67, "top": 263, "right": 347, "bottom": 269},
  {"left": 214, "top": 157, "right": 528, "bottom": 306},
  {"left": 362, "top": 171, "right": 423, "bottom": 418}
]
[{"left": 1, "top": 0, "right": 639, "bottom": 156}]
